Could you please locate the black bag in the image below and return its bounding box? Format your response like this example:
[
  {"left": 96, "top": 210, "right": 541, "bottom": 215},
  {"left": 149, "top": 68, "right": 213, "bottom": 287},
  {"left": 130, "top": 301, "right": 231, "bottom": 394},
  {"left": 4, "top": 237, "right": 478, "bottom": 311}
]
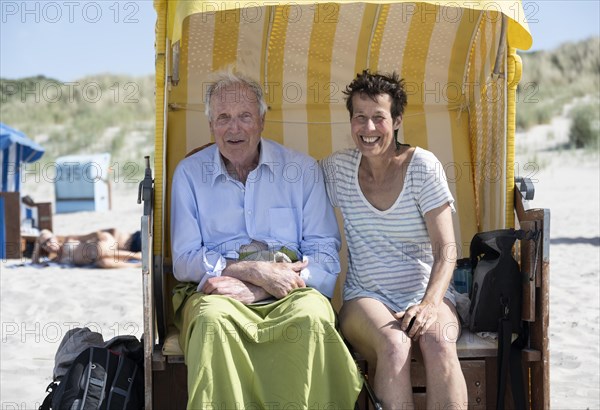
[
  {"left": 468, "top": 228, "right": 525, "bottom": 333},
  {"left": 39, "top": 328, "right": 144, "bottom": 410},
  {"left": 41, "top": 347, "right": 143, "bottom": 410},
  {"left": 467, "top": 228, "right": 537, "bottom": 410}
]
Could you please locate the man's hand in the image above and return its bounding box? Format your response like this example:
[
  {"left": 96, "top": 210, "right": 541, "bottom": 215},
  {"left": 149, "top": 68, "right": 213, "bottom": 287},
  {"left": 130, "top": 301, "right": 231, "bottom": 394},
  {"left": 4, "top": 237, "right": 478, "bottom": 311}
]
[
  {"left": 256, "top": 260, "right": 307, "bottom": 299},
  {"left": 223, "top": 259, "right": 308, "bottom": 299},
  {"left": 202, "top": 276, "right": 271, "bottom": 304}
]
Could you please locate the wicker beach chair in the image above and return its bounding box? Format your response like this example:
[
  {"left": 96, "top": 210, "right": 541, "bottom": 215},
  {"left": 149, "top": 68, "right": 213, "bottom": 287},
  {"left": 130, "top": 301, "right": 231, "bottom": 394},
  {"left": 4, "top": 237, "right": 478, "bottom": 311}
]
[{"left": 138, "top": 2, "right": 550, "bottom": 408}]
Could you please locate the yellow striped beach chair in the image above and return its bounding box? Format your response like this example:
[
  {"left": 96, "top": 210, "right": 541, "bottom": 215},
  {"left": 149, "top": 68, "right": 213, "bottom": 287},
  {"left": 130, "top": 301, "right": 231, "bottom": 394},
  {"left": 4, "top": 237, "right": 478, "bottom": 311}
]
[{"left": 139, "top": 1, "right": 550, "bottom": 408}]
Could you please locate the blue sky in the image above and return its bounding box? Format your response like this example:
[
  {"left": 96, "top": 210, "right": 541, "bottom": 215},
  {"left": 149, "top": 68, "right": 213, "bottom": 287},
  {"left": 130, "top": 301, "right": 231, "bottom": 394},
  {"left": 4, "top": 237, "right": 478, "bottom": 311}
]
[{"left": 1, "top": 1, "right": 599, "bottom": 82}]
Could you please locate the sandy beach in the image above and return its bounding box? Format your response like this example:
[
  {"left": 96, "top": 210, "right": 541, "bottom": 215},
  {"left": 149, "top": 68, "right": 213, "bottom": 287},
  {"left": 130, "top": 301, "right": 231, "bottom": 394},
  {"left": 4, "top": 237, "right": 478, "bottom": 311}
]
[
  {"left": 1, "top": 184, "right": 144, "bottom": 409},
  {"left": 1, "top": 117, "right": 599, "bottom": 409},
  {"left": 514, "top": 117, "right": 600, "bottom": 410}
]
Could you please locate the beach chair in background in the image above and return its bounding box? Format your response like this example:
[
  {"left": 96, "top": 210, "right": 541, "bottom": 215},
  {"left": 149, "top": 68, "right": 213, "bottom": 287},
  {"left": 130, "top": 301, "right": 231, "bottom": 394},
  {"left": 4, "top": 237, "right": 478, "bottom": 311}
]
[
  {"left": 139, "top": 1, "right": 550, "bottom": 408},
  {"left": 0, "top": 122, "right": 47, "bottom": 259},
  {"left": 54, "top": 153, "right": 112, "bottom": 214}
]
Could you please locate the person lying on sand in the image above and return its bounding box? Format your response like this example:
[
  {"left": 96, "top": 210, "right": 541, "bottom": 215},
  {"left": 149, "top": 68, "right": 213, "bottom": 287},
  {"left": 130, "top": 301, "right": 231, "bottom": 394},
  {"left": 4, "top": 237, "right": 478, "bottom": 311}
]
[{"left": 32, "top": 229, "right": 142, "bottom": 268}]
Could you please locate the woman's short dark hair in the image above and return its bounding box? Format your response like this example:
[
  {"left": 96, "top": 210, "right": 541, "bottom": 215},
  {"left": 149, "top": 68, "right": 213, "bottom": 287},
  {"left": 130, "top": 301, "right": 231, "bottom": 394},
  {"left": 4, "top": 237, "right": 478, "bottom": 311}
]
[{"left": 343, "top": 70, "right": 407, "bottom": 120}]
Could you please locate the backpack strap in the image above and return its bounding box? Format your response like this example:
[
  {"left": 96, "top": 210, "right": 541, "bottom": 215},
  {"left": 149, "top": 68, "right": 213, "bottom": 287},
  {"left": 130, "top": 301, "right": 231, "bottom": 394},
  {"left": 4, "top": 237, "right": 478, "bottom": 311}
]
[
  {"left": 107, "top": 354, "right": 139, "bottom": 409},
  {"left": 496, "top": 300, "right": 528, "bottom": 410},
  {"left": 510, "top": 326, "right": 529, "bottom": 410},
  {"left": 81, "top": 348, "right": 111, "bottom": 409},
  {"left": 496, "top": 313, "right": 512, "bottom": 410},
  {"left": 38, "top": 382, "right": 58, "bottom": 410}
]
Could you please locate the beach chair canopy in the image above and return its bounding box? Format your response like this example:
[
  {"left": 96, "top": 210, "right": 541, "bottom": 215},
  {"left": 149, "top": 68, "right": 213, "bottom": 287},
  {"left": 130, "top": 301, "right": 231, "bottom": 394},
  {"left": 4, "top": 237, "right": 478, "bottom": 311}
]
[
  {"left": 152, "top": 0, "right": 533, "bottom": 258},
  {"left": 0, "top": 123, "right": 45, "bottom": 192}
]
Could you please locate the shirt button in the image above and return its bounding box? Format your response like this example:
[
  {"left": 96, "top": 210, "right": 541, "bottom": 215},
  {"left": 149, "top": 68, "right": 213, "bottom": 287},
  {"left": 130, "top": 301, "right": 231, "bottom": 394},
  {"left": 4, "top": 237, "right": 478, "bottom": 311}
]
[{"left": 247, "top": 210, "right": 252, "bottom": 215}]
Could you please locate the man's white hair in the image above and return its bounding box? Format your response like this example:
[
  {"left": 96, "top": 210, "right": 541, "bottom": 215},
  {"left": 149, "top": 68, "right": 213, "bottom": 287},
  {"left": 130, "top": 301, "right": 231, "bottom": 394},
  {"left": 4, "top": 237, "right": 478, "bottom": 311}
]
[{"left": 204, "top": 69, "right": 268, "bottom": 119}]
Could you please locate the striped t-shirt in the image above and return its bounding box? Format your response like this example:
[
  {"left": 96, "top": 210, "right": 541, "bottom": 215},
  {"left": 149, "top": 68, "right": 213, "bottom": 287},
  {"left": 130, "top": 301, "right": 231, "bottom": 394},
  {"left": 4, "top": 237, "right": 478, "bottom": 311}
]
[{"left": 321, "top": 147, "right": 456, "bottom": 312}]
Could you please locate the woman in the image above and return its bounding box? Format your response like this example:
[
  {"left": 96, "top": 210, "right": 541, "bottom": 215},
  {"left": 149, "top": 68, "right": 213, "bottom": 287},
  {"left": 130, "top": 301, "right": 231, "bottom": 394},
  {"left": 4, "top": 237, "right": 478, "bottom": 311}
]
[
  {"left": 322, "top": 70, "right": 468, "bottom": 408},
  {"left": 32, "top": 228, "right": 141, "bottom": 268}
]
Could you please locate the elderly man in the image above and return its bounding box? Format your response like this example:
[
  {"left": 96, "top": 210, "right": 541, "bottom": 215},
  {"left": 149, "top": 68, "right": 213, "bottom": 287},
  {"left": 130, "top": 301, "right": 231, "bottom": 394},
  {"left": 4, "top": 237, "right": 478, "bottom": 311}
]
[{"left": 170, "top": 71, "right": 362, "bottom": 409}]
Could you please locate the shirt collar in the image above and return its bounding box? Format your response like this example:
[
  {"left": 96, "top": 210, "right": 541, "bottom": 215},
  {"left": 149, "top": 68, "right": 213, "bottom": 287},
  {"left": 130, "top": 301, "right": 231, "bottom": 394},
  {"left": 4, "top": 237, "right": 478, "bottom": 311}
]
[
  {"left": 257, "top": 138, "right": 277, "bottom": 175},
  {"left": 209, "top": 138, "right": 276, "bottom": 185}
]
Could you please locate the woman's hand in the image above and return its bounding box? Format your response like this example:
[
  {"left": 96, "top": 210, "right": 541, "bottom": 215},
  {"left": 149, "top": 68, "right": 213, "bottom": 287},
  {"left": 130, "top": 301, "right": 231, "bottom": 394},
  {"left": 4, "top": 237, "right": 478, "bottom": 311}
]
[{"left": 395, "top": 300, "right": 440, "bottom": 339}]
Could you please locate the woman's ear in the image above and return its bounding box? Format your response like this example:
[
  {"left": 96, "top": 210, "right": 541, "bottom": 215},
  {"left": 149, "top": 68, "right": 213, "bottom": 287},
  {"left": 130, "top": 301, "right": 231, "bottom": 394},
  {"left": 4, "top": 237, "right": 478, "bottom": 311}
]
[{"left": 393, "top": 115, "right": 402, "bottom": 130}]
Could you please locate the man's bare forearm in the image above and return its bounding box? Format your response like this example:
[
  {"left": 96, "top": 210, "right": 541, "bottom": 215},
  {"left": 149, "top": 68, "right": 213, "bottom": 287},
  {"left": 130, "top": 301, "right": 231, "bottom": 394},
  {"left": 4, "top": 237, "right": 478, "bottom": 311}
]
[{"left": 223, "top": 259, "right": 267, "bottom": 286}]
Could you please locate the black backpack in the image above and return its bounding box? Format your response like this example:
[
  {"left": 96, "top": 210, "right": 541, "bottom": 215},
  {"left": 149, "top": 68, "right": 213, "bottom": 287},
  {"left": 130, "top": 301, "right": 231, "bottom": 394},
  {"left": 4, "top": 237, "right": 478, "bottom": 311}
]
[
  {"left": 467, "top": 228, "right": 538, "bottom": 410},
  {"left": 40, "top": 328, "right": 144, "bottom": 410},
  {"left": 468, "top": 228, "right": 525, "bottom": 333}
]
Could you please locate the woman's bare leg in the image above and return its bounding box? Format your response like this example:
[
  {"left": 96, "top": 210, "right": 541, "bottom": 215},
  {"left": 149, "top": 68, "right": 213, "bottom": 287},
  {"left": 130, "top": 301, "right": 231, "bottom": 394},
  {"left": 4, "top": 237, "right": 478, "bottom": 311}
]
[
  {"left": 90, "top": 232, "right": 141, "bottom": 268},
  {"left": 102, "top": 229, "right": 132, "bottom": 249},
  {"left": 340, "top": 298, "right": 414, "bottom": 409},
  {"left": 419, "top": 299, "right": 467, "bottom": 410},
  {"left": 95, "top": 255, "right": 141, "bottom": 268}
]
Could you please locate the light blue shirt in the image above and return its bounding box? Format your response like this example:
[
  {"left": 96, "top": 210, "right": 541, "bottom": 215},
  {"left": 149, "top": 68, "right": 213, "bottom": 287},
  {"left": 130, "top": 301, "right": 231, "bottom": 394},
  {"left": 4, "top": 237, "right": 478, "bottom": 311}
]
[{"left": 170, "top": 138, "right": 342, "bottom": 297}]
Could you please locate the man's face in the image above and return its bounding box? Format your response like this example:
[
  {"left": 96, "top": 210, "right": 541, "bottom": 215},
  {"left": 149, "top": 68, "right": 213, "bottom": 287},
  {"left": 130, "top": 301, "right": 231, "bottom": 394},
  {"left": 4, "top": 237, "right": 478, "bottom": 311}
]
[{"left": 209, "top": 84, "right": 265, "bottom": 168}]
